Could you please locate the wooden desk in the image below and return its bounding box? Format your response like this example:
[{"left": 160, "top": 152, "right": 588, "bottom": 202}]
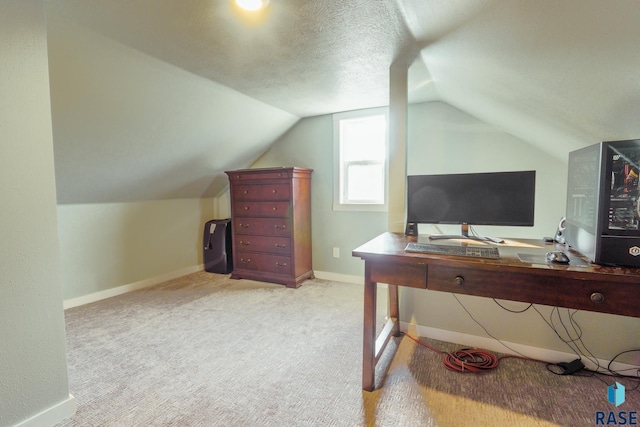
[{"left": 352, "top": 232, "right": 640, "bottom": 391}]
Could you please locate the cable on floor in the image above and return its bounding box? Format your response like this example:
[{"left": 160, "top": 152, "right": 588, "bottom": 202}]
[{"left": 401, "top": 332, "right": 550, "bottom": 373}]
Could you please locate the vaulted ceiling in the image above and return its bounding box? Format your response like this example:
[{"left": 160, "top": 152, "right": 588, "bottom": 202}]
[{"left": 46, "top": 0, "right": 640, "bottom": 203}]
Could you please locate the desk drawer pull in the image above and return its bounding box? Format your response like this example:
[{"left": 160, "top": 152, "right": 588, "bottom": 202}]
[
  {"left": 590, "top": 292, "right": 605, "bottom": 304},
  {"left": 275, "top": 262, "right": 287, "bottom": 268},
  {"left": 454, "top": 276, "right": 465, "bottom": 286},
  {"left": 240, "top": 240, "right": 250, "bottom": 246},
  {"left": 240, "top": 258, "right": 251, "bottom": 264}
]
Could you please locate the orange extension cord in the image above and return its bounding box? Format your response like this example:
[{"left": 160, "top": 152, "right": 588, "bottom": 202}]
[{"left": 402, "top": 332, "right": 548, "bottom": 373}]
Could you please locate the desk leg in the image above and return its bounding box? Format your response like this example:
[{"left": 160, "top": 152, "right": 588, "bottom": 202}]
[
  {"left": 362, "top": 262, "right": 376, "bottom": 392},
  {"left": 388, "top": 284, "right": 400, "bottom": 336}
]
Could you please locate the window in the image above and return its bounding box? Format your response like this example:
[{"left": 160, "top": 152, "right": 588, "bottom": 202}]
[{"left": 333, "top": 108, "right": 388, "bottom": 211}]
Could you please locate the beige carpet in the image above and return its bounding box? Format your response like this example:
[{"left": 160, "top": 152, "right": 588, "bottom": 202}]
[{"left": 55, "top": 272, "right": 637, "bottom": 426}]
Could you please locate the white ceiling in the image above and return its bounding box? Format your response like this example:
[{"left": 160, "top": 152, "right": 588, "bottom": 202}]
[
  {"left": 47, "top": 0, "right": 420, "bottom": 117},
  {"left": 46, "top": 0, "right": 640, "bottom": 203}
]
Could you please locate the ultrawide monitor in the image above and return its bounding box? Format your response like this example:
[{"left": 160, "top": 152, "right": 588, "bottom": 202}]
[{"left": 407, "top": 170, "right": 536, "bottom": 227}]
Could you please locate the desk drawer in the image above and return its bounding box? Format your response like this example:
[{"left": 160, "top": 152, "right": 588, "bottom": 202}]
[
  {"left": 370, "top": 262, "right": 427, "bottom": 289},
  {"left": 427, "top": 265, "right": 639, "bottom": 317}
]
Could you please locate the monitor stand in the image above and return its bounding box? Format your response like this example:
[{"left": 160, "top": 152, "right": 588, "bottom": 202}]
[
  {"left": 428, "top": 223, "right": 504, "bottom": 243},
  {"left": 428, "top": 234, "right": 485, "bottom": 241},
  {"left": 429, "top": 223, "right": 470, "bottom": 240}
]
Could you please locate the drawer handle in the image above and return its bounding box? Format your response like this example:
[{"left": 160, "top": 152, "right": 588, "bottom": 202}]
[
  {"left": 239, "top": 223, "right": 249, "bottom": 229},
  {"left": 590, "top": 292, "right": 605, "bottom": 304},
  {"left": 275, "top": 262, "right": 287, "bottom": 267},
  {"left": 275, "top": 225, "right": 286, "bottom": 230},
  {"left": 453, "top": 276, "right": 465, "bottom": 286},
  {"left": 272, "top": 207, "right": 278, "bottom": 211},
  {"left": 243, "top": 190, "right": 249, "bottom": 194},
  {"left": 240, "top": 258, "right": 251, "bottom": 264},
  {"left": 240, "top": 240, "right": 250, "bottom": 246},
  {"left": 272, "top": 189, "right": 277, "bottom": 194},
  {"left": 275, "top": 243, "right": 286, "bottom": 248},
  {"left": 244, "top": 206, "right": 251, "bottom": 210}
]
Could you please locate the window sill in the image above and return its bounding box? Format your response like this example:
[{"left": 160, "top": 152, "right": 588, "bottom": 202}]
[{"left": 333, "top": 203, "right": 388, "bottom": 212}]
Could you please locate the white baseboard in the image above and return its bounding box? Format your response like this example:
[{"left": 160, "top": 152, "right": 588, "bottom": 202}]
[
  {"left": 14, "top": 394, "right": 76, "bottom": 427},
  {"left": 64, "top": 268, "right": 357, "bottom": 310},
  {"left": 63, "top": 265, "right": 203, "bottom": 309},
  {"left": 401, "top": 321, "right": 640, "bottom": 374},
  {"left": 313, "top": 270, "right": 363, "bottom": 284}
]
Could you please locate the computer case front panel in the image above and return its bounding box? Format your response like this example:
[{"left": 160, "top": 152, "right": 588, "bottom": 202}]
[{"left": 565, "top": 139, "right": 640, "bottom": 267}]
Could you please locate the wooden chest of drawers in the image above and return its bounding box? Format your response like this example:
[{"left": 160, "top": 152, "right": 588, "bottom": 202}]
[{"left": 225, "top": 167, "right": 313, "bottom": 288}]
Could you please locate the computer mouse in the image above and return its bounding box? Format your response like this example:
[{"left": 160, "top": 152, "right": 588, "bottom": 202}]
[{"left": 546, "top": 251, "right": 570, "bottom": 264}]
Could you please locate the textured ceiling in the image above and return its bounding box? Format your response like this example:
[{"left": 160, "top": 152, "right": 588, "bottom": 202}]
[
  {"left": 409, "top": 0, "right": 640, "bottom": 155},
  {"left": 46, "top": 0, "right": 640, "bottom": 203},
  {"left": 47, "top": 0, "right": 423, "bottom": 117}
]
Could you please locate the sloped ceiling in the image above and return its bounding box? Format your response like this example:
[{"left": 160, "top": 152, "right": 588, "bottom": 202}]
[{"left": 46, "top": 0, "right": 640, "bottom": 203}]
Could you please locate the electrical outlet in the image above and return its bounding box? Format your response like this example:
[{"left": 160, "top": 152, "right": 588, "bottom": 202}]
[{"left": 332, "top": 247, "right": 340, "bottom": 258}]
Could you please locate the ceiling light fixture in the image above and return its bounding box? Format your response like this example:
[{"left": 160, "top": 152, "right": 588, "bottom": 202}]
[{"left": 236, "top": 0, "right": 269, "bottom": 11}]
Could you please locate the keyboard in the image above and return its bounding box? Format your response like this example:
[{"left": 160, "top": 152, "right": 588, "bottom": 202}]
[{"left": 405, "top": 242, "right": 500, "bottom": 259}]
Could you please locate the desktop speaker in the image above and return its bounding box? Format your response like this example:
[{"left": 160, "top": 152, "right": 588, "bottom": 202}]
[
  {"left": 405, "top": 222, "right": 418, "bottom": 236},
  {"left": 554, "top": 217, "right": 566, "bottom": 244}
]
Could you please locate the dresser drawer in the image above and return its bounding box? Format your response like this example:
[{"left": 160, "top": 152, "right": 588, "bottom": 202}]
[
  {"left": 233, "top": 185, "right": 260, "bottom": 201},
  {"left": 233, "top": 184, "right": 290, "bottom": 201},
  {"left": 236, "top": 236, "right": 291, "bottom": 255},
  {"left": 228, "top": 170, "right": 290, "bottom": 181},
  {"left": 259, "top": 201, "right": 290, "bottom": 217},
  {"left": 234, "top": 218, "right": 291, "bottom": 236},
  {"left": 236, "top": 252, "right": 292, "bottom": 275},
  {"left": 233, "top": 201, "right": 290, "bottom": 218},
  {"left": 233, "top": 202, "right": 261, "bottom": 217},
  {"left": 260, "top": 184, "right": 290, "bottom": 200},
  {"left": 225, "top": 167, "right": 313, "bottom": 288}
]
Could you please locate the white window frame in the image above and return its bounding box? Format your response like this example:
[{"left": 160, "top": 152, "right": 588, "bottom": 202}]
[{"left": 333, "top": 107, "right": 389, "bottom": 212}]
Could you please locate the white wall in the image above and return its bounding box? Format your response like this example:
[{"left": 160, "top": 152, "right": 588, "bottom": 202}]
[
  {"left": 58, "top": 199, "right": 215, "bottom": 301},
  {"left": 47, "top": 11, "right": 298, "bottom": 204},
  {"left": 402, "top": 102, "right": 640, "bottom": 363},
  {"left": 252, "top": 100, "right": 640, "bottom": 365},
  {"left": 0, "top": 1, "right": 74, "bottom": 425},
  {"left": 251, "top": 113, "right": 387, "bottom": 276},
  {"left": 407, "top": 101, "right": 566, "bottom": 238}
]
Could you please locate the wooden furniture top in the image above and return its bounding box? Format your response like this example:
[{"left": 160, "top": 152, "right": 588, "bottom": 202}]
[
  {"left": 353, "top": 232, "right": 640, "bottom": 318},
  {"left": 225, "top": 167, "right": 313, "bottom": 181},
  {"left": 353, "top": 232, "right": 640, "bottom": 281}
]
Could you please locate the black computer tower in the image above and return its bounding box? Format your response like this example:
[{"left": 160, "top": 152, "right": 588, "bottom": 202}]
[
  {"left": 203, "top": 219, "right": 233, "bottom": 274},
  {"left": 565, "top": 139, "right": 640, "bottom": 267}
]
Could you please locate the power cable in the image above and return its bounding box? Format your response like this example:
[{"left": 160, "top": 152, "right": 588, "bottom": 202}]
[{"left": 402, "top": 332, "right": 549, "bottom": 373}]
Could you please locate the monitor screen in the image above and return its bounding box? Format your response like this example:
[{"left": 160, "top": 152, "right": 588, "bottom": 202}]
[{"left": 407, "top": 171, "right": 536, "bottom": 227}]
